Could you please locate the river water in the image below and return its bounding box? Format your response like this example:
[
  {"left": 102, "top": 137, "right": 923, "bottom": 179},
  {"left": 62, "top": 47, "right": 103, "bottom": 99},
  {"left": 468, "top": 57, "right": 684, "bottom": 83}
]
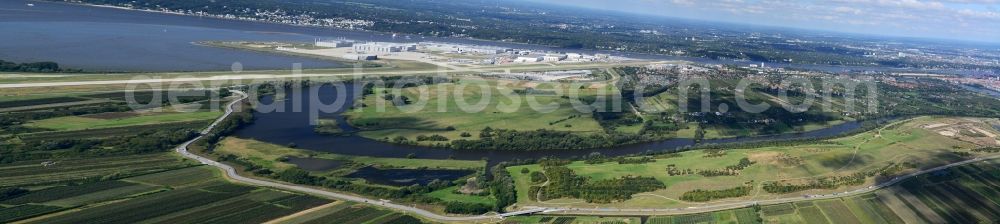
[
  {"left": 0, "top": 0, "right": 929, "bottom": 168},
  {"left": 234, "top": 85, "right": 884, "bottom": 168},
  {"left": 2, "top": 0, "right": 982, "bottom": 75}
]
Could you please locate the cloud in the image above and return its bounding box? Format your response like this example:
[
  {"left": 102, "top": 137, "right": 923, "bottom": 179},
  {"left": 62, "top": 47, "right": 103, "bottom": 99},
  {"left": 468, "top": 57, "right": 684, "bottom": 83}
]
[{"left": 531, "top": 0, "right": 1000, "bottom": 42}]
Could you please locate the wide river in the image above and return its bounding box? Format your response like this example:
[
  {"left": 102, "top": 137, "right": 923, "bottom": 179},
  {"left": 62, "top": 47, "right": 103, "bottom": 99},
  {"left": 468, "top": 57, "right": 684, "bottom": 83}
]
[
  {"left": 1, "top": 0, "right": 913, "bottom": 167},
  {"left": 0, "top": 0, "right": 977, "bottom": 74},
  {"left": 234, "top": 85, "right": 887, "bottom": 167}
]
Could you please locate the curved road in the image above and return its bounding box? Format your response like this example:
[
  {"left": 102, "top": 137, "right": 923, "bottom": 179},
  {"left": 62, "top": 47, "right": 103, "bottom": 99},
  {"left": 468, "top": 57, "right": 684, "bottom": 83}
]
[
  {"left": 543, "top": 154, "right": 1000, "bottom": 216},
  {"left": 178, "top": 89, "right": 1000, "bottom": 220},
  {"left": 175, "top": 90, "right": 506, "bottom": 222}
]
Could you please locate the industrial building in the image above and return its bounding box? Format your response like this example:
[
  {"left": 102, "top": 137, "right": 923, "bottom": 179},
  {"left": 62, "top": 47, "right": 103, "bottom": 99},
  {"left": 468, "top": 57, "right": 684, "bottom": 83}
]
[
  {"left": 341, "top": 53, "right": 378, "bottom": 61},
  {"left": 353, "top": 42, "right": 417, "bottom": 53},
  {"left": 514, "top": 56, "right": 542, "bottom": 63},
  {"left": 543, "top": 54, "right": 568, "bottom": 62},
  {"left": 421, "top": 42, "right": 511, "bottom": 54},
  {"left": 315, "top": 39, "right": 354, "bottom": 48}
]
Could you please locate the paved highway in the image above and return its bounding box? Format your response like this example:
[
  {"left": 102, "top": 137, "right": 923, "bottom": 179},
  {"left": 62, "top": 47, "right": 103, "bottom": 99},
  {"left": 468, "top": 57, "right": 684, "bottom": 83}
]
[
  {"left": 184, "top": 89, "right": 1000, "bottom": 220},
  {"left": 541, "top": 154, "right": 1000, "bottom": 216}
]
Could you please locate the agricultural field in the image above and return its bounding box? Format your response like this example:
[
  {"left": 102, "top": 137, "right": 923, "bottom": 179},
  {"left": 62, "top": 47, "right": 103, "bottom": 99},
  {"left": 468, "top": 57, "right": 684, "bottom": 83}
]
[
  {"left": 882, "top": 160, "right": 1000, "bottom": 223},
  {"left": 23, "top": 111, "right": 222, "bottom": 131},
  {"left": 0, "top": 96, "right": 92, "bottom": 110},
  {"left": 0, "top": 155, "right": 429, "bottom": 224},
  {"left": 268, "top": 200, "right": 427, "bottom": 224},
  {"left": 502, "top": 216, "right": 641, "bottom": 224},
  {"left": 0, "top": 153, "right": 194, "bottom": 187},
  {"left": 756, "top": 197, "right": 905, "bottom": 224},
  {"left": 1, "top": 90, "right": 234, "bottom": 163},
  {"left": 17, "top": 120, "right": 210, "bottom": 141},
  {"left": 645, "top": 209, "right": 761, "bottom": 224},
  {"left": 507, "top": 116, "right": 1000, "bottom": 209},
  {"left": 0, "top": 166, "right": 331, "bottom": 224},
  {"left": 124, "top": 165, "right": 221, "bottom": 187}
]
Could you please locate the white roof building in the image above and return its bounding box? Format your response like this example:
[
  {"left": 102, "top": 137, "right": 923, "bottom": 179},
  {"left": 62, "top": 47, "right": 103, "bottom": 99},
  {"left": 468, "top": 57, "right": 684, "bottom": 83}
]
[
  {"left": 514, "top": 56, "right": 542, "bottom": 63},
  {"left": 342, "top": 53, "right": 378, "bottom": 61},
  {"left": 353, "top": 42, "right": 416, "bottom": 53},
  {"left": 315, "top": 40, "right": 354, "bottom": 48}
]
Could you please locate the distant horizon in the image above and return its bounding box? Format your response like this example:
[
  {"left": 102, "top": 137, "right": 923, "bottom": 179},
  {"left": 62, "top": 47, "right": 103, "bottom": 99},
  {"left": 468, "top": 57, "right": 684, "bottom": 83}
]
[{"left": 520, "top": 0, "right": 1000, "bottom": 45}]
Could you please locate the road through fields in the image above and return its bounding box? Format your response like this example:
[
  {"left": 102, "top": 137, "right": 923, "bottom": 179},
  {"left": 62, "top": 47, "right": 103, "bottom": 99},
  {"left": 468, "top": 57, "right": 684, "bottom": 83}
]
[
  {"left": 175, "top": 90, "right": 511, "bottom": 222},
  {"left": 180, "top": 89, "right": 1000, "bottom": 221}
]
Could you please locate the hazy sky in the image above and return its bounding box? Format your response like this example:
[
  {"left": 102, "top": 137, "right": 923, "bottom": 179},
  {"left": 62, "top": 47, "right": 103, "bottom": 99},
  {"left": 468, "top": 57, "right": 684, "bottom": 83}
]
[{"left": 527, "top": 0, "right": 1000, "bottom": 43}]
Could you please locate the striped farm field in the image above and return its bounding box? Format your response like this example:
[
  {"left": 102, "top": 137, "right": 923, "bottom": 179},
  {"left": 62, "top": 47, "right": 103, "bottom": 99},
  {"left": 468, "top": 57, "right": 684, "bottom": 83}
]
[
  {"left": 814, "top": 200, "right": 862, "bottom": 224},
  {"left": 0, "top": 205, "right": 65, "bottom": 223},
  {"left": 0, "top": 153, "right": 194, "bottom": 187},
  {"left": 124, "top": 166, "right": 220, "bottom": 187},
  {"left": 795, "top": 206, "right": 829, "bottom": 224}
]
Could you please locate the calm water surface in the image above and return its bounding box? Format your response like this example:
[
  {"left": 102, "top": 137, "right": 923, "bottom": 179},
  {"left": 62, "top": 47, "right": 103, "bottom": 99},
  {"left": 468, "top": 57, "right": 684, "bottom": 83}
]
[
  {"left": 1, "top": 0, "right": 980, "bottom": 75},
  {"left": 344, "top": 166, "right": 474, "bottom": 187},
  {"left": 0, "top": 0, "right": 929, "bottom": 171},
  {"left": 236, "top": 85, "right": 885, "bottom": 168}
]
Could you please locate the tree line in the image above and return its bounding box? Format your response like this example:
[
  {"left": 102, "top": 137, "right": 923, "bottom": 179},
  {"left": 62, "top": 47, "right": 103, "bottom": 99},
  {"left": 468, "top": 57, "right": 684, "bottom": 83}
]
[
  {"left": 0, "top": 60, "right": 80, "bottom": 73},
  {"left": 680, "top": 183, "right": 753, "bottom": 202},
  {"left": 532, "top": 166, "right": 665, "bottom": 203}
]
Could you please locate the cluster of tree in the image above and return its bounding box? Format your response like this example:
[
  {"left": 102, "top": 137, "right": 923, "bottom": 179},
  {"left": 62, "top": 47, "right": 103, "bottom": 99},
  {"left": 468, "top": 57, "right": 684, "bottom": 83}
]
[
  {"left": 488, "top": 162, "right": 519, "bottom": 212},
  {"left": 640, "top": 117, "right": 682, "bottom": 135},
  {"left": 231, "top": 165, "right": 459, "bottom": 206},
  {"left": 763, "top": 177, "right": 854, "bottom": 194},
  {"left": 451, "top": 127, "right": 645, "bottom": 151},
  {"left": 877, "top": 79, "right": 1000, "bottom": 118},
  {"left": 0, "top": 103, "right": 131, "bottom": 127},
  {"left": 703, "top": 148, "right": 727, "bottom": 158},
  {"left": 360, "top": 76, "right": 452, "bottom": 96},
  {"left": 576, "top": 176, "right": 665, "bottom": 203},
  {"left": 513, "top": 88, "right": 557, "bottom": 95},
  {"left": 4, "top": 127, "right": 199, "bottom": 163},
  {"left": 692, "top": 138, "right": 844, "bottom": 152},
  {"left": 617, "top": 157, "right": 656, "bottom": 164},
  {"left": 548, "top": 114, "right": 582, "bottom": 126},
  {"left": 666, "top": 164, "right": 694, "bottom": 176},
  {"left": 763, "top": 162, "right": 906, "bottom": 193},
  {"left": 583, "top": 153, "right": 609, "bottom": 164},
  {"left": 0, "top": 187, "right": 28, "bottom": 201},
  {"left": 538, "top": 158, "right": 572, "bottom": 167},
  {"left": 382, "top": 94, "right": 411, "bottom": 106},
  {"left": 530, "top": 171, "right": 547, "bottom": 184},
  {"left": 0, "top": 60, "right": 80, "bottom": 73},
  {"left": 583, "top": 154, "right": 657, "bottom": 165},
  {"left": 275, "top": 168, "right": 322, "bottom": 185},
  {"left": 775, "top": 153, "right": 805, "bottom": 166},
  {"left": 534, "top": 166, "right": 665, "bottom": 203},
  {"left": 444, "top": 201, "right": 493, "bottom": 215},
  {"left": 972, "top": 147, "right": 1000, "bottom": 153},
  {"left": 415, "top": 134, "right": 448, "bottom": 142},
  {"left": 697, "top": 169, "right": 741, "bottom": 177},
  {"left": 218, "top": 154, "right": 270, "bottom": 175},
  {"left": 593, "top": 110, "right": 644, "bottom": 132},
  {"left": 726, "top": 158, "right": 755, "bottom": 170},
  {"left": 313, "top": 120, "right": 348, "bottom": 136},
  {"left": 680, "top": 183, "right": 753, "bottom": 202}
]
